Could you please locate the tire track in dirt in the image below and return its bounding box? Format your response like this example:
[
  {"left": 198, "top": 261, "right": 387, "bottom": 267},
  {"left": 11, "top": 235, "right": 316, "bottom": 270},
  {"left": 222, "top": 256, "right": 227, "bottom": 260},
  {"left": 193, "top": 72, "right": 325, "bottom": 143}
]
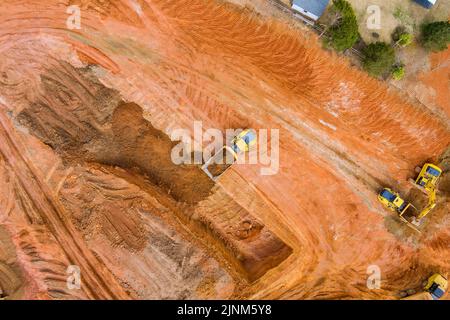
[
  {"left": 7, "top": 59, "right": 292, "bottom": 289},
  {"left": 0, "top": 110, "right": 130, "bottom": 299}
]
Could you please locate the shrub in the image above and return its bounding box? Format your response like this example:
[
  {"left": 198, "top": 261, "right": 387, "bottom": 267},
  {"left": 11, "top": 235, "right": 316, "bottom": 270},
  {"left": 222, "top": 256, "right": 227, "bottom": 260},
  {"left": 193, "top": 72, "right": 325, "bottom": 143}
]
[
  {"left": 397, "top": 33, "right": 413, "bottom": 47},
  {"left": 391, "top": 64, "right": 405, "bottom": 80},
  {"left": 362, "top": 42, "right": 396, "bottom": 77},
  {"left": 392, "top": 26, "right": 413, "bottom": 47},
  {"left": 327, "top": 0, "right": 359, "bottom": 51},
  {"left": 421, "top": 21, "right": 450, "bottom": 52}
]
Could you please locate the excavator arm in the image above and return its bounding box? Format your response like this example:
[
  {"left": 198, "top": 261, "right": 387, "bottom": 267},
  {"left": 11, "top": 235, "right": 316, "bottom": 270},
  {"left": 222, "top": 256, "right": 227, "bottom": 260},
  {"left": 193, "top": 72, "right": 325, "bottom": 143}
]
[{"left": 417, "top": 188, "right": 437, "bottom": 220}]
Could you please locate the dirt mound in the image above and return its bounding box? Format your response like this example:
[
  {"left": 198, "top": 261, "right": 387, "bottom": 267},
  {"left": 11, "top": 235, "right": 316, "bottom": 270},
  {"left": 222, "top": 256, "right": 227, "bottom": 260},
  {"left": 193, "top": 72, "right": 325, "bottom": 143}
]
[
  {"left": 109, "top": 102, "right": 215, "bottom": 203},
  {"left": 16, "top": 65, "right": 215, "bottom": 204}
]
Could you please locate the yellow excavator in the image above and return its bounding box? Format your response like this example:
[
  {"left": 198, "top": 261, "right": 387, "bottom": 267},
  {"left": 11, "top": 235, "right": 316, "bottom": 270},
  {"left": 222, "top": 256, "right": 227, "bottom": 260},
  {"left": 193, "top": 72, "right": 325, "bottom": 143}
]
[
  {"left": 408, "top": 163, "right": 442, "bottom": 222},
  {"left": 201, "top": 129, "right": 257, "bottom": 181},
  {"left": 379, "top": 163, "right": 443, "bottom": 230},
  {"left": 402, "top": 273, "right": 448, "bottom": 300}
]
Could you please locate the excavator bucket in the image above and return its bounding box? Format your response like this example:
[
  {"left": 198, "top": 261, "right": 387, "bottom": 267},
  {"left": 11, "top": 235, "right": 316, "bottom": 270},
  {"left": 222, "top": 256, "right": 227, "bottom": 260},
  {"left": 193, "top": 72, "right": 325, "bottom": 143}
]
[{"left": 398, "top": 203, "right": 421, "bottom": 233}]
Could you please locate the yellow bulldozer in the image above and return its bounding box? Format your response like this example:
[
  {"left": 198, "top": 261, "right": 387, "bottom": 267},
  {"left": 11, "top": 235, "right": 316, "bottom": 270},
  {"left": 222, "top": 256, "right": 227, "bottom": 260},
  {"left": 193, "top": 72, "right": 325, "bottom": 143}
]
[
  {"left": 377, "top": 187, "right": 422, "bottom": 232},
  {"left": 377, "top": 188, "right": 416, "bottom": 216},
  {"left": 201, "top": 129, "right": 257, "bottom": 181},
  {"left": 402, "top": 273, "right": 448, "bottom": 300}
]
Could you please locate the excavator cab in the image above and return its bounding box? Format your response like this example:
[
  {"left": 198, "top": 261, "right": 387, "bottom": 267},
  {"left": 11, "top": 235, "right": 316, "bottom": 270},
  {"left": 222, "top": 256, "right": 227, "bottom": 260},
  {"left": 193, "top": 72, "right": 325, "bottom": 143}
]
[
  {"left": 408, "top": 163, "right": 442, "bottom": 221},
  {"left": 411, "top": 163, "right": 442, "bottom": 193},
  {"left": 425, "top": 273, "right": 448, "bottom": 300}
]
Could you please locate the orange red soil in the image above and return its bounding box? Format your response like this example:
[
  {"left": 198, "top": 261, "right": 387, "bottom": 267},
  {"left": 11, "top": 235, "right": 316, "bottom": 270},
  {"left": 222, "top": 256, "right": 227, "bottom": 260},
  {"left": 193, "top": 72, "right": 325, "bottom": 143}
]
[{"left": 0, "top": 0, "right": 449, "bottom": 299}]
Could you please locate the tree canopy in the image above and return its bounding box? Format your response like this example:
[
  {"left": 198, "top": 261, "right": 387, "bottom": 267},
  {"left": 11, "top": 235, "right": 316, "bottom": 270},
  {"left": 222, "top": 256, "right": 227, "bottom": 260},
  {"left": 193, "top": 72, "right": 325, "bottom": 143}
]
[
  {"left": 421, "top": 21, "right": 450, "bottom": 52},
  {"left": 362, "top": 42, "right": 396, "bottom": 77},
  {"left": 327, "top": 0, "right": 359, "bottom": 52}
]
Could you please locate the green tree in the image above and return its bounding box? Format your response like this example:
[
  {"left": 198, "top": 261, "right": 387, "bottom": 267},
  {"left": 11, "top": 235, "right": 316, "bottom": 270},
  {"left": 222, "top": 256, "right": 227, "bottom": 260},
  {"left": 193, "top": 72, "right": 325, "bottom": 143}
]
[
  {"left": 391, "top": 64, "right": 405, "bottom": 80},
  {"left": 362, "top": 42, "right": 396, "bottom": 77},
  {"left": 327, "top": 0, "right": 359, "bottom": 51},
  {"left": 421, "top": 21, "right": 450, "bottom": 52}
]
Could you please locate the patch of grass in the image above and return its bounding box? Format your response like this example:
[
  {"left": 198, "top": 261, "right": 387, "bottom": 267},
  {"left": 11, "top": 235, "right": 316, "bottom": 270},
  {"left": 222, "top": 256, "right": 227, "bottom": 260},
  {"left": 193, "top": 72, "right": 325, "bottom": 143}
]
[{"left": 393, "top": 7, "right": 416, "bottom": 31}]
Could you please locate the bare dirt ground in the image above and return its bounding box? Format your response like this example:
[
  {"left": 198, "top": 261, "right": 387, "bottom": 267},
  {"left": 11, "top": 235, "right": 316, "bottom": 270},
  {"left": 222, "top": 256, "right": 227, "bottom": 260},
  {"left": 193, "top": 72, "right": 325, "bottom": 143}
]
[{"left": 0, "top": 0, "right": 449, "bottom": 300}]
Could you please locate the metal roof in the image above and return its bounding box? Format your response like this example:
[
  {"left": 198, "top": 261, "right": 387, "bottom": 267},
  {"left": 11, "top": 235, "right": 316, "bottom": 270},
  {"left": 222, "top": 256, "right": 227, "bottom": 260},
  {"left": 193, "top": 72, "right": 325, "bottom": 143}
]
[
  {"left": 291, "top": 0, "right": 330, "bottom": 18},
  {"left": 413, "top": 0, "right": 437, "bottom": 9}
]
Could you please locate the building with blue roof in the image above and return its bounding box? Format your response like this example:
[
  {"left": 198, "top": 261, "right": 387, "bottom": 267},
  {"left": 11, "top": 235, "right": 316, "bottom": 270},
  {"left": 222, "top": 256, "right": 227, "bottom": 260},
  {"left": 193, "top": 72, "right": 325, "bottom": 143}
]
[
  {"left": 413, "top": 0, "right": 437, "bottom": 9},
  {"left": 291, "top": 0, "right": 331, "bottom": 21}
]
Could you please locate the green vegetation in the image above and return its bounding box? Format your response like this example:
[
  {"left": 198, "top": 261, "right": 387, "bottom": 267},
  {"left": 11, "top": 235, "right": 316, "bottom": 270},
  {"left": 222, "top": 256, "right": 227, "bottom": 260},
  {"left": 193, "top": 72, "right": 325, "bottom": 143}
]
[
  {"left": 362, "top": 42, "right": 396, "bottom": 77},
  {"left": 392, "top": 26, "right": 414, "bottom": 47},
  {"left": 421, "top": 21, "right": 450, "bottom": 52},
  {"left": 392, "top": 27, "right": 413, "bottom": 47},
  {"left": 393, "top": 7, "right": 415, "bottom": 30},
  {"left": 391, "top": 64, "right": 405, "bottom": 81},
  {"left": 326, "top": 0, "right": 359, "bottom": 52},
  {"left": 321, "top": 3, "right": 447, "bottom": 80},
  {"left": 397, "top": 33, "right": 413, "bottom": 47}
]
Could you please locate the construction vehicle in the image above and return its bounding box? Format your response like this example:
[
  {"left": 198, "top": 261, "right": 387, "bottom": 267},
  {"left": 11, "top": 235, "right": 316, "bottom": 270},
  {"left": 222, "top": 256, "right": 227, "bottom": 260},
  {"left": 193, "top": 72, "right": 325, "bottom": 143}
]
[
  {"left": 408, "top": 163, "right": 442, "bottom": 222},
  {"left": 378, "top": 188, "right": 416, "bottom": 215},
  {"left": 409, "top": 163, "right": 442, "bottom": 194},
  {"left": 201, "top": 129, "right": 257, "bottom": 181},
  {"left": 378, "top": 187, "right": 421, "bottom": 231},
  {"left": 402, "top": 273, "right": 448, "bottom": 300}
]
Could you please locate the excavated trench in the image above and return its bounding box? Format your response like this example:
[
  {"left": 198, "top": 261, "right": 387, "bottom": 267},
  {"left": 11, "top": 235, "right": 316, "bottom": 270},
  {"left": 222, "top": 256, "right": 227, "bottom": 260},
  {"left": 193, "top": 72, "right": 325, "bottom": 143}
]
[{"left": 15, "top": 63, "right": 292, "bottom": 283}]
